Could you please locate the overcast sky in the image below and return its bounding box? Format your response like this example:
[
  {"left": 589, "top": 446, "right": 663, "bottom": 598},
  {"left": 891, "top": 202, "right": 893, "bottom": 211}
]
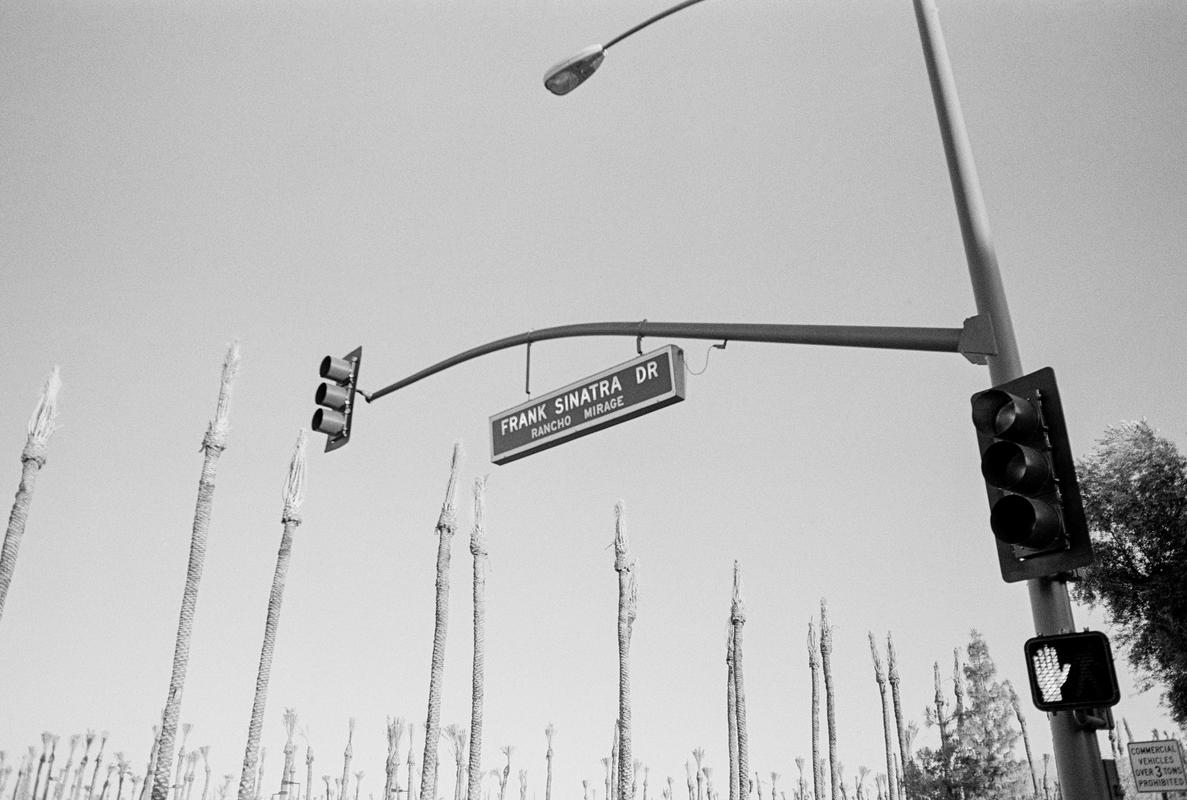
[{"left": 2, "top": 0, "right": 1186, "bottom": 796}]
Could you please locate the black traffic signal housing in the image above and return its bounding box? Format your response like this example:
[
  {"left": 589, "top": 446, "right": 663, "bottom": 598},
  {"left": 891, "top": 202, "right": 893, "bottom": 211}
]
[
  {"left": 312, "top": 346, "right": 362, "bottom": 452},
  {"left": 1023, "top": 631, "right": 1120, "bottom": 711},
  {"left": 970, "top": 367, "right": 1093, "bottom": 582}
]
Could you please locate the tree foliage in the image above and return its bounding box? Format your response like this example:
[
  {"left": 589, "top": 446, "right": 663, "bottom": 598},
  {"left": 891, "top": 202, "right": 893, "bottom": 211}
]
[
  {"left": 1074, "top": 420, "right": 1187, "bottom": 725},
  {"left": 906, "top": 631, "right": 1029, "bottom": 799}
]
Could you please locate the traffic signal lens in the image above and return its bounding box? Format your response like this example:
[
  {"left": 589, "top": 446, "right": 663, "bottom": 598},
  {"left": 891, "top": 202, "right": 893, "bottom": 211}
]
[
  {"left": 990, "top": 494, "right": 1061, "bottom": 548},
  {"left": 312, "top": 408, "right": 346, "bottom": 436},
  {"left": 315, "top": 382, "right": 350, "bottom": 410},
  {"left": 320, "top": 355, "right": 353, "bottom": 382},
  {"left": 981, "top": 441, "right": 1051, "bottom": 493},
  {"left": 972, "top": 389, "right": 1040, "bottom": 439}
]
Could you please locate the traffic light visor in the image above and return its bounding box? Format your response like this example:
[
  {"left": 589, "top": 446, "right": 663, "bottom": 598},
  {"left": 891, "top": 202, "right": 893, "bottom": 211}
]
[
  {"left": 981, "top": 441, "right": 1051, "bottom": 493},
  {"left": 972, "top": 389, "right": 1041, "bottom": 440},
  {"left": 320, "top": 355, "right": 353, "bottom": 382},
  {"left": 990, "top": 494, "right": 1062, "bottom": 548},
  {"left": 312, "top": 408, "right": 346, "bottom": 436},
  {"left": 315, "top": 382, "right": 350, "bottom": 410}
]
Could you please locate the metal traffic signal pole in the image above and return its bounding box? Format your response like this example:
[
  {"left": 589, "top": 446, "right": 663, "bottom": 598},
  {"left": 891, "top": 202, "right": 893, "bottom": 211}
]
[{"left": 912, "top": 1, "right": 1107, "bottom": 795}]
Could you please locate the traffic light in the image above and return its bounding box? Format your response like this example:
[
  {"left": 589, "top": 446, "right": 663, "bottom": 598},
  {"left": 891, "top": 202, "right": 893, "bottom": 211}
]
[
  {"left": 1023, "top": 631, "right": 1120, "bottom": 711},
  {"left": 312, "top": 346, "right": 362, "bottom": 452},
  {"left": 970, "top": 367, "right": 1093, "bottom": 582}
]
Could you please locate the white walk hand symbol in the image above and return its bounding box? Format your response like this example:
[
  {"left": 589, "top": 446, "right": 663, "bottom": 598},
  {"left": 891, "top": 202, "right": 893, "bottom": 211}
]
[{"left": 1032, "top": 645, "right": 1073, "bottom": 702}]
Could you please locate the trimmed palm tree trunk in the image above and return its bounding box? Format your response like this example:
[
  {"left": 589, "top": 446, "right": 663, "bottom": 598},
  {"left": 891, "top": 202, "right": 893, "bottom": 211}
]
[
  {"left": 467, "top": 479, "right": 489, "bottom": 800},
  {"left": 497, "top": 749, "right": 511, "bottom": 800},
  {"left": 304, "top": 748, "right": 314, "bottom": 800},
  {"left": 544, "top": 725, "right": 554, "bottom": 800},
  {"left": 885, "top": 635, "right": 908, "bottom": 791},
  {"left": 42, "top": 736, "right": 60, "bottom": 800},
  {"left": 237, "top": 434, "right": 308, "bottom": 800},
  {"left": 152, "top": 344, "right": 240, "bottom": 800},
  {"left": 32, "top": 734, "right": 52, "bottom": 800},
  {"left": 819, "top": 601, "right": 838, "bottom": 800},
  {"left": 931, "top": 663, "right": 948, "bottom": 753},
  {"left": 254, "top": 750, "right": 266, "bottom": 800},
  {"left": 72, "top": 731, "right": 96, "bottom": 800},
  {"left": 139, "top": 726, "right": 161, "bottom": 800},
  {"left": 1006, "top": 682, "right": 1038, "bottom": 796},
  {"left": 807, "top": 625, "right": 822, "bottom": 800},
  {"left": 726, "top": 628, "right": 738, "bottom": 800},
  {"left": 55, "top": 737, "right": 80, "bottom": 800},
  {"left": 602, "top": 759, "right": 611, "bottom": 800},
  {"left": 89, "top": 734, "right": 110, "bottom": 800},
  {"left": 198, "top": 749, "right": 210, "bottom": 800},
  {"left": 278, "top": 712, "right": 299, "bottom": 797},
  {"left": 613, "top": 502, "right": 637, "bottom": 800},
  {"left": 0, "top": 367, "right": 61, "bottom": 626},
  {"left": 867, "top": 634, "right": 897, "bottom": 800},
  {"left": 950, "top": 649, "right": 965, "bottom": 739},
  {"left": 420, "top": 443, "right": 462, "bottom": 800},
  {"left": 384, "top": 721, "right": 402, "bottom": 800},
  {"left": 172, "top": 726, "right": 193, "bottom": 800},
  {"left": 730, "top": 564, "right": 749, "bottom": 800},
  {"left": 339, "top": 720, "right": 355, "bottom": 800},
  {"left": 405, "top": 724, "right": 416, "bottom": 800},
  {"left": 691, "top": 751, "right": 704, "bottom": 800},
  {"left": 610, "top": 727, "right": 619, "bottom": 800}
]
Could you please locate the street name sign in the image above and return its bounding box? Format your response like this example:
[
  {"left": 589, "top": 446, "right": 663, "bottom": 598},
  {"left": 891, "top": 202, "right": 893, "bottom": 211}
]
[
  {"left": 490, "top": 345, "right": 685, "bottom": 465},
  {"left": 1128, "top": 739, "right": 1186, "bottom": 793}
]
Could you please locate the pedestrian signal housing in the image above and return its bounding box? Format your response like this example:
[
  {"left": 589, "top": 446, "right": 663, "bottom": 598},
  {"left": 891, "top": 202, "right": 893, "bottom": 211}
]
[{"left": 1024, "top": 631, "right": 1120, "bottom": 711}]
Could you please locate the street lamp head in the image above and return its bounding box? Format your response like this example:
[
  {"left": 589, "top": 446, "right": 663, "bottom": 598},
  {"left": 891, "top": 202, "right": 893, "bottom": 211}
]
[{"left": 543, "top": 44, "right": 606, "bottom": 95}]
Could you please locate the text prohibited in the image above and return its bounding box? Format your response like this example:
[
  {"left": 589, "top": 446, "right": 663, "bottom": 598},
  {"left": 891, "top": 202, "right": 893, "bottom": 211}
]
[{"left": 1128, "top": 739, "right": 1186, "bottom": 793}]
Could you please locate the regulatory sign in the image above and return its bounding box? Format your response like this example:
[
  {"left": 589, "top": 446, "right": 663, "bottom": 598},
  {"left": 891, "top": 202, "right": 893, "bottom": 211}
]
[
  {"left": 1128, "top": 739, "right": 1186, "bottom": 793},
  {"left": 490, "top": 345, "right": 685, "bottom": 464}
]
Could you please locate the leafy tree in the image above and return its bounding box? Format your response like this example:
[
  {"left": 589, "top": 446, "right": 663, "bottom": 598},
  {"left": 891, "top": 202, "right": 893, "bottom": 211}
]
[
  {"left": 1074, "top": 420, "right": 1187, "bottom": 725},
  {"left": 906, "top": 631, "right": 1029, "bottom": 799}
]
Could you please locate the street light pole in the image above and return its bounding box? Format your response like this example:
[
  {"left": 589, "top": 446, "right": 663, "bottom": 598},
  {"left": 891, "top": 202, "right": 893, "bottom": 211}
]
[{"left": 911, "top": 1, "right": 1108, "bottom": 796}]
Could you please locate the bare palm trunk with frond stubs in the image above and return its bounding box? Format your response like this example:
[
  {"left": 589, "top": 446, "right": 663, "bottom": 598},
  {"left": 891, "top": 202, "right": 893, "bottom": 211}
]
[
  {"left": 867, "top": 634, "right": 897, "bottom": 800},
  {"left": 467, "top": 479, "right": 488, "bottom": 800},
  {"left": 807, "top": 625, "right": 822, "bottom": 800},
  {"left": 931, "top": 663, "right": 947, "bottom": 754},
  {"left": 613, "top": 503, "right": 637, "bottom": 800},
  {"left": 383, "top": 721, "right": 402, "bottom": 800},
  {"left": 237, "top": 435, "right": 307, "bottom": 800},
  {"left": 172, "top": 726, "right": 192, "bottom": 800},
  {"left": 730, "top": 564, "right": 749, "bottom": 800},
  {"left": 420, "top": 444, "right": 461, "bottom": 800},
  {"left": 1006, "top": 682, "right": 1037, "bottom": 796},
  {"left": 0, "top": 367, "right": 61, "bottom": 627},
  {"left": 339, "top": 720, "right": 355, "bottom": 800},
  {"left": 819, "top": 602, "right": 838, "bottom": 800},
  {"left": 544, "top": 725, "right": 554, "bottom": 800},
  {"left": 152, "top": 345, "right": 240, "bottom": 800},
  {"left": 950, "top": 649, "right": 964, "bottom": 740},
  {"left": 691, "top": 751, "right": 704, "bottom": 800},
  {"left": 139, "top": 726, "right": 161, "bottom": 800},
  {"left": 72, "top": 730, "right": 96, "bottom": 800},
  {"left": 279, "top": 710, "right": 299, "bottom": 800},
  {"left": 55, "top": 736, "right": 79, "bottom": 800},
  {"left": 885, "top": 635, "right": 907, "bottom": 794},
  {"left": 198, "top": 749, "right": 210, "bottom": 800},
  {"left": 727, "top": 630, "right": 738, "bottom": 800},
  {"left": 89, "top": 733, "right": 110, "bottom": 800}
]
